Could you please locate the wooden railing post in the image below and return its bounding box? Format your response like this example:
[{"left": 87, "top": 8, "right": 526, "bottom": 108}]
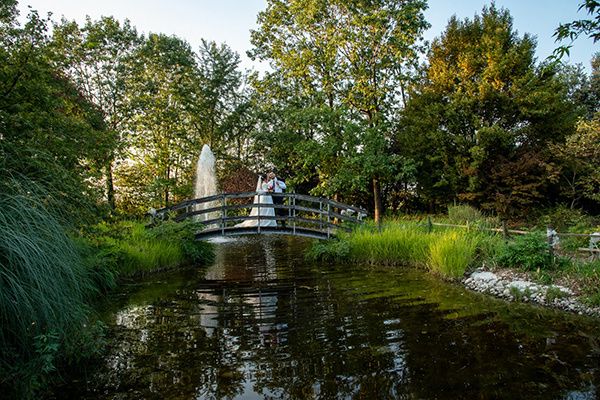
[
  {"left": 292, "top": 194, "right": 296, "bottom": 235},
  {"left": 319, "top": 200, "right": 323, "bottom": 232},
  {"left": 427, "top": 216, "right": 433, "bottom": 233},
  {"left": 221, "top": 194, "right": 226, "bottom": 236},
  {"left": 327, "top": 202, "right": 331, "bottom": 239},
  {"left": 257, "top": 192, "right": 261, "bottom": 234},
  {"left": 288, "top": 193, "right": 292, "bottom": 228}
]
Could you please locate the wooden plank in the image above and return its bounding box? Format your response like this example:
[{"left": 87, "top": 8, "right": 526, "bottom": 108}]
[
  {"left": 326, "top": 199, "right": 367, "bottom": 215},
  {"left": 431, "top": 222, "right": 529, "bottom": 235},
  {"left": 558, "top": 233, "right": 600, "bottom": 238},
  {"left": 195, "top": 226, "right": 334, "bottom": 241},
  {"left": 578, "top": 247, "right": 600, "bottom": 253}
]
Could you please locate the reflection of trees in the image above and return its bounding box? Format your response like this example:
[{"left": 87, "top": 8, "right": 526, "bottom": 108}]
[{"left": 73, "top": 238, "right": 600, "bottom": 399}]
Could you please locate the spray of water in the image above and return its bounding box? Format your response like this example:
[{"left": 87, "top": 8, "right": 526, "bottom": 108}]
[{"left": 194, "top": 144, "right": 218, "bottom": 223}]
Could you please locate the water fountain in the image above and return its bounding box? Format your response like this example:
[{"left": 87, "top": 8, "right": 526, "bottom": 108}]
[{"left": 194, "top": 144, "right": 218, "bottom": 224}]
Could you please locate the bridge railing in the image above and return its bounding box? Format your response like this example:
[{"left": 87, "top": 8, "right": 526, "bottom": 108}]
[{"left": 155, "top": 192, "right": 368, "bottom": 239}]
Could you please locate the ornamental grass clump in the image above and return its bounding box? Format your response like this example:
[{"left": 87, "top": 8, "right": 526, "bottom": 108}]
[
  {"left": 427, "top": 231, "right": 479, "bottom": 279},
  {"left": 0, "top": 193, "right": 94, "bottom": 396},
  {"left": 348, "top": 223, "right": 432, "bottom": 265}
]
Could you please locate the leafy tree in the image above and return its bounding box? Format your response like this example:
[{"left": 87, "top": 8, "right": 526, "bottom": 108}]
[
  {"left": 121, "top": 33, "right": 200, "bottom": 210},
  {"left": 397, "top": 5, "right": 579, "bottom": 217},
  {"left": 250, "top": 0, "right": 428, "bottom": 221},
  {"left": 194, "top": 39, "right": 243, "bottom": 154},
  {"left": 552, "top": 114, "right": 600, "bottom": 208},
  {"left": 552, "top": 0, "right": 600, "bottom": 59},
  {"left": 0, "top": 4, "right": 108, "bottom": 222},
  {"left": 51, "top": 16, "right": 142, "bottom": 211},
  {"left": 567, "top": 53, "right": 600, "bottom": 118}
]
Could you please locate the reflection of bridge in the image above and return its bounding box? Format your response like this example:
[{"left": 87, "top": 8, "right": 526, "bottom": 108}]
[{"left": 156, "top": 192, "right": 368, "bottom": 240}]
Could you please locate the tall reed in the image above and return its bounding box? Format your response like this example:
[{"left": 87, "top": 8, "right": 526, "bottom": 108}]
[
  {"left": 427, "top": 231, "right": 479, "bottom": 278},
  {"left": 348, "top": 223, "right": 432, "bottom": 265},
  {"left": 311, "top": 221, "right": 494, "bottom": 280},
  {"left": 0, "top": 193, "right": 93, "bottom": 382}
]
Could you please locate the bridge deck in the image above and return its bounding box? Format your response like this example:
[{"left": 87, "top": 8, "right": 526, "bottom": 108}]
[{"left": 196, "top": 225, "right": 334, "bottom": 241}]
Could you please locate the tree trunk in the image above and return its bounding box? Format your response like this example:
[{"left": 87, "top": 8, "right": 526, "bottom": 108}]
[
  {"left": 373, "top": 177, "right": 382, "bottom": 223},
  {"left": 105, "top": 162, "right": 115, "bottom": 212},
  {"left": 164, "top": 165, "right": 170, "bottom": 207}
]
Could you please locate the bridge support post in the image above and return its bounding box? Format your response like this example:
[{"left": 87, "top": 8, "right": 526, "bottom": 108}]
[
  {"left": 327, "top": 203, "right": 331, "bottom": 239},
  {"left": 288, "top": 194, "right": 292, "bottom": 228},
  {"left": 258, "top": 195, "right": 261, "bottom": 234},
  {"left": 292, "top": 195, "right": 296, "bottom": 235},
  {"left": 319, "top": 200, "right": 323, "bottom": 232}
]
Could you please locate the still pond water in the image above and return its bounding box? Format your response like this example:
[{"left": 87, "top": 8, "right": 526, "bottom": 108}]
[{"left": 63, "top": 237, "right": 600, "bottom": 399}]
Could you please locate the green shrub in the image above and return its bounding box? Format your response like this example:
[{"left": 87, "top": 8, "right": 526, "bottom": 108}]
[
  {"left": 571, "top": 260, "right": 600, "bottom": 306},
  {"left": 305, "top": 240, "right": 350, "bottom": 263},
  {"left": 447, "top": 204, "right": 483, "bottom": 224},
  {"left": 146, "top": 219, "right": 214, "bottom": 264},
  {"left": 496, "top": 233, "right": 554, "bottom": 271},
  {"left": 427, "top": 231, "right": 478, "bottom": 279},
  {"left": 83, "top": 219, "right": 214, "bottom": 277},
  {"left": 539, "top": 205, "right": 599, "bottom": 232},
  {"left": 545, "top": 286, "right": 567, "bottom": 302}
]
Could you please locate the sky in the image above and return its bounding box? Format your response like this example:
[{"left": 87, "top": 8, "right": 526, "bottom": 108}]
[{"left": 17, "top": 0, "right": 598, "bottom": 73}]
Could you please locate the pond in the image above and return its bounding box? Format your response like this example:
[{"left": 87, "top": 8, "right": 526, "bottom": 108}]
[{"left": 61, "top": 237, "right": 600, "bottom": 399}]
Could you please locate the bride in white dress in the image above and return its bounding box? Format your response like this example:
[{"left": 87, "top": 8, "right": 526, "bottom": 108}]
[{"left": 235, "top": 176, "right": 277, "bottom": 227}]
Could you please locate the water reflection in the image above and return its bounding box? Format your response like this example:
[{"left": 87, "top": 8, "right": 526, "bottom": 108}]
[{"left": 61, "top": 237, "right": 600, "bottom": 400}]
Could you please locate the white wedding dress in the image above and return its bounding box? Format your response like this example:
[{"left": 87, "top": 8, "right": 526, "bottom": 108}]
[{"left": 235, "top": 177, "right": 277, "bottom": 227}]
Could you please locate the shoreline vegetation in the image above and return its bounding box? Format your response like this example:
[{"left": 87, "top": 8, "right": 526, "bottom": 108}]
[
  {"left": 307, "top": 205, "right": 600, "bottom": 315},
  {"left": 0, "top": 194, "right": 214, "bottom": 399}
]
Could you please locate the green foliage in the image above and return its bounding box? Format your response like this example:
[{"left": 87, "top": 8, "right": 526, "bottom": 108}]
[
  {"left": 310, "top": 221, "right": 501, "bottom": 279},
  {"left": 0, "top": 7, "right": 109, "bottom": 223},
  {"left": 397, "top": 5, "right": 578, "bottom": 217},
  {"left": 84, "top": 219, "right": 214, "bottom": 277},
  {"left": 545, "top": 286, "right": 568, "bottom": 302},
  {"left": 428, "top": 231, "right": 479, "bottom": 278},
  {"left": 447, "top": 205, "right": 483, "bottom": 225},
  {"left": 508, "top": 286, "right": 532, "bottom": 302},
  {"left": 146, "top": 219, "right": 214, "bottom": 263},
  {"left": 250, "top": 0, "right": 429, "bottom": 218},
  {"left": 0, "top": 192, "right": 92, "bottom": 357},
  {"left": 496, "top": 233, "right": 554, "bottom": 271},
  {"left": 552, "top": 0, "right": 600, "bottom": 59},
  {"left": 305, "top": 240, "right": 350, "bottom": 263},
  {"left": 348, "top": 223, "right": 433, "bottom": 266},
  {"left": 538, "top": 205, "right": 600, "bottom": 251},
  {"left": 475, "top": 233, "right": 506, "bottom": 266},
  {"left": 552, "top": 114, "right": 600, "bottom": 208},
  {"left": 0, "top": 189, "right": 112, "bottom": 399}
]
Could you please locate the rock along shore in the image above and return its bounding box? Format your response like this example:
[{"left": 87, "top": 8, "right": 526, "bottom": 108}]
[{"left": 463, "top": 268, "right": 600, "bottom": 318}]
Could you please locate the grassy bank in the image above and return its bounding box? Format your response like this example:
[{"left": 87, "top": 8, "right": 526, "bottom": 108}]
[
  {"left": 308, "top": 211, "right": 600, "bottom": 306},
  {"left": 83, "top": 219, "right": 214, "bottom": 279},
  {"left": 0, "top": 199, "right": 214, "bottom": 399},
  {"left": 309, "top": 221, "right": 501, "bottom": 279}
]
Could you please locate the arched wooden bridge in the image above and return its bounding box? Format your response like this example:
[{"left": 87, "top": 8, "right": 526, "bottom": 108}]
[{"left": 155, "top": 192, "right": 368, "bottom": 240}]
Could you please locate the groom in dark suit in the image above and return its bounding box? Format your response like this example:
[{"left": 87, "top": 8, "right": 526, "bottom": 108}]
[{"left": 267, "top": 171, "right": 287, "bottom": 227}]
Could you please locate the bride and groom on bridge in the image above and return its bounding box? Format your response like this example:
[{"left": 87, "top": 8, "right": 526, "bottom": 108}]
[{"left": 236, "top": 171, "right": 287, "bottom": 228}]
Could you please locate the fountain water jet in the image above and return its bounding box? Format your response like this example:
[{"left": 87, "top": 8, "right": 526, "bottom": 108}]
[{"left": 194, "top": 144, "right": 218, "bottom": 223}]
